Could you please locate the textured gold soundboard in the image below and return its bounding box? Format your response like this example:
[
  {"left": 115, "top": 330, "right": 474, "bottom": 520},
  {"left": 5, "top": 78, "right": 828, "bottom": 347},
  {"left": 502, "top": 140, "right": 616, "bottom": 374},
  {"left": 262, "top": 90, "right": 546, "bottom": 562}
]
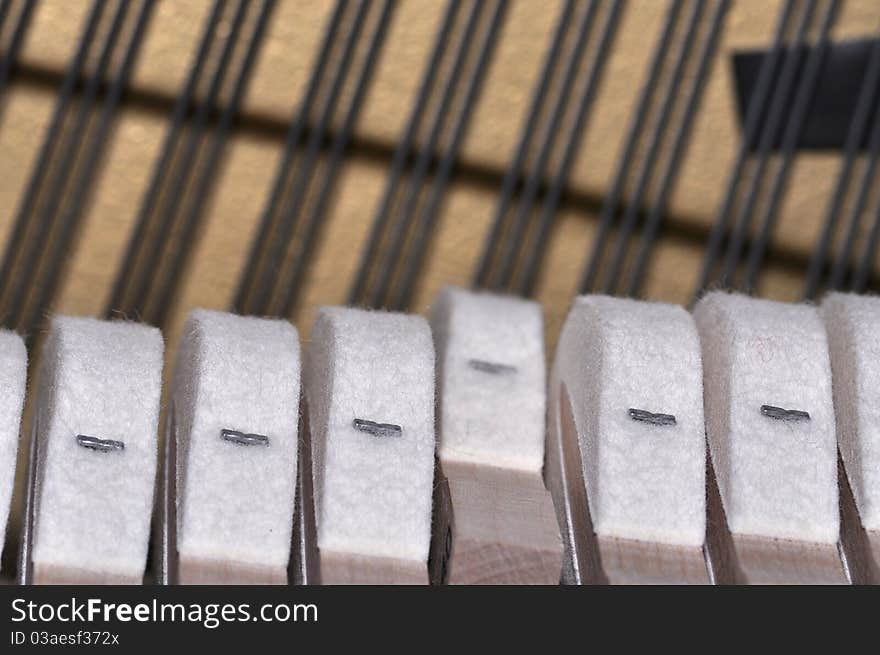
[{"left": 1, "top": 1, "right": 876, "bottom": 346}]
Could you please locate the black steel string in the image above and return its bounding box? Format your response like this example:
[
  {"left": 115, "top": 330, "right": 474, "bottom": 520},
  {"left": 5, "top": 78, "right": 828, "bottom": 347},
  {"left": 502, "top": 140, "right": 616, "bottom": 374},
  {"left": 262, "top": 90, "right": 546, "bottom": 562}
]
[
  {"left": 831, "top": 105, "right": 880, "bottom": 291},
  {"left": 0, "top": 0, "right": 106, "bottom": 325},
  {"left": 471, "top": 0, "right": 575, "bottom": 290},
  {"left": 851, "top": 104, "right": 880, "bottom": 293},
  {"left": 579, "top": 0, "right": 685, "bottom": 294},
  {"left": 390, "top": 0, "right": 507, "bottom": 310},
  {"left": 276, "top": 0, "right": 396, "bottom": 317},
  {"left": 0, "top": 0, "right": 123, "bottom": 329},
  {"left": 0, "top": 0, "right": 37, "bottom": 105},
  {"left": 743, "top": 0, "right": 840, "bottom": 292},
  {"left": 5, "top": 1, "right": 878, "bottom": 331},
  {"left": 105, "top": 0, "right": 228, "bottom": 318},
  {"left": 491, "top": 0, "right": 600, "bottom": 293},
  {"left": 346, "top": 0, "right": 462, "bottom": 306},
  {"left": 361, "top": 0, "right": 488, "bottom": 309},
  {"left": 517, "top": 0, "right": 623, "bottom": 296},
  {"left": 0, "top": 0, "right": 11, "bottom": 32},
  {"left": 149, "top": 0, "right": 276, "bottom": 327},
  {"left": 119, "top": 0, "right": 251, "bottom": 320},
  {"left": 601, "top": 0, "right": 707, "bottom": 295},
  {"left": 21, "top": 0, "right": 156, "bottom": 335},
  {"left": 243, "top": 0, "right": 370, "bottom": 316},
  {"left": 693, "top": 0, "right": 797, "bottom": 300},
  {"left": 717, "top": 0, "right": 818, "bottom": 288},
  {"left": 0, "top": 1, "right": 110, "bottom": 328},
  {"left": 233, "top": 0, "right": 350, "bottom": 314},
  {"left": 853, "top": 197, "right": 880, "bottom": 291},
  {"left": 802, "top": 31, "right": 880, "bottom": 298},
  {"left": 626, "top": 0, "right": 730, "bottom": 296}
]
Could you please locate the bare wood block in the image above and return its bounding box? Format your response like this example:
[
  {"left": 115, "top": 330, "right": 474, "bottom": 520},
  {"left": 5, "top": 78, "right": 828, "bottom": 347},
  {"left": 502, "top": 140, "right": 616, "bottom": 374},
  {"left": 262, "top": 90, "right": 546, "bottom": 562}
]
[
  {"left": 732, "top": 535, "right": 845, "bottom": 584},
  {"left": 319, "top": 552, "right": 428, "bottom": 585},
  {"left": 33, "top": 565, "right": 143, "bottom": 586},
  {"left": 447, "top": 538, "right": 561, "bottom": 585},
  {"left": 431, "top": 288, "right": 562, "bottom": 584},
  {"left": 597, "top": 537, "right": 709, "bottom": 585},
  {"left": 442, "top": 461, "right": 561, "bottom": 584},
  {"left": 549, "top": 297, "right": 710, "bottom": 584},
  {"left": 176, "top": 557, "right": 287, "bottom": 585}
]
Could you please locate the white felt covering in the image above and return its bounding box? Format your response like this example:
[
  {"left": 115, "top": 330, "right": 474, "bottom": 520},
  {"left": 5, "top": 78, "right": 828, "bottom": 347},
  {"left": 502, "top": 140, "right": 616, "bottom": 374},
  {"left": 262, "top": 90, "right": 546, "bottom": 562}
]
[
  {"left": 173, "top": 309, "right": 301, "bottom": 572},
  {"left": 32, "top": 317, "right": 163, "bottom": 581},
  {"left": 431, "top": 286, "right": 545, "bottom": 471},
  {"left": 822, "top": 293, "right": 880, "bottom": 533},
  {"left": 694, "top": 292, "right": 838, "bottom": 544},
  {"left": 0, "top": 331, "right": 26, "bottom": 568},
  {"left": 551, "top": 295, "right": 706, "bottom": 547},
  {"left": 305, "top": 307, "right": 435, "bottom": 566}
]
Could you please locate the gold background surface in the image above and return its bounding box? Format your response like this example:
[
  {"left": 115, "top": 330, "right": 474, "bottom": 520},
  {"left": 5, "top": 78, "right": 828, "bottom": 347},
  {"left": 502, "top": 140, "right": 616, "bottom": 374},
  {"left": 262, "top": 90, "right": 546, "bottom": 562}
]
[{"left": 3, "top": 0, "right": 877, "bottom": 348}]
